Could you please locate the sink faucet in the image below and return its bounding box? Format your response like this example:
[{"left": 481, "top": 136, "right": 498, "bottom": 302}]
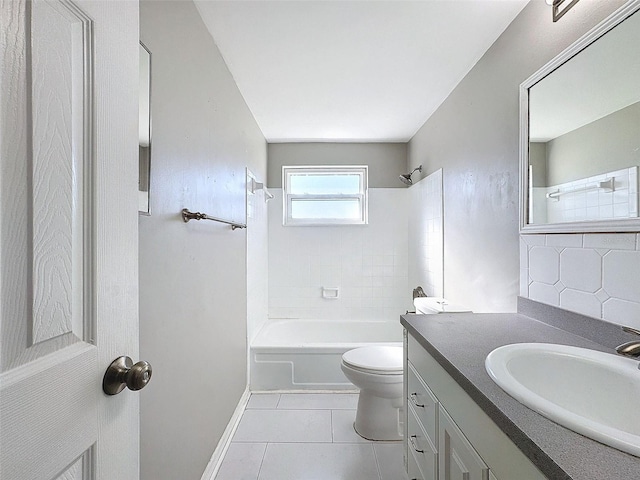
[{"left": 615, "top": 326, "right": 640, "bottom": 357}]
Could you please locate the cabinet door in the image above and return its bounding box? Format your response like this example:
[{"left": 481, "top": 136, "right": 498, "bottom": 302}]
[{"left": 438, "top": 406, "right": 489, "bottom": 480}]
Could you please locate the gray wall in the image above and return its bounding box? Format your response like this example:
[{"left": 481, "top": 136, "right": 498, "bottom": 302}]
[
  {"left": 546, "top": 101, "right": 640, "bottom": 185},
  {"left": 139, "top": 1, "right": 267, "bottom": 479},
  {"left": 267, "top": 142, "right": 407, "bottom": 188},
  {"left": 529, "top": 142, "right": 548, "bottom": 187},
  {"left": 407, "top": 0, "right": 624, "bottom": 313}
]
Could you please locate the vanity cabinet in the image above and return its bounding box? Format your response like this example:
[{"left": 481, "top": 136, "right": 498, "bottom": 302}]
[
  {"left": 438, "top": 405, "right": 488, "bottom": 480},
  {"left": 404, "top": 330, "right": 546, "bottom": 480}
]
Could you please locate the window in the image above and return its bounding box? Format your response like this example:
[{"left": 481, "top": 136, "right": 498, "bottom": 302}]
[{"left": 283, "top": 166, "right": 368, "bottom": 226}]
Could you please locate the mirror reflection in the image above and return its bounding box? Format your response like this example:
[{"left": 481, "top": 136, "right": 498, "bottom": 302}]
[
  {"left": 139, "top": 42, "right": 151, "bottom": 215},
  {"left": 526, "top": 11, "right": 640, "bottom": 226}
]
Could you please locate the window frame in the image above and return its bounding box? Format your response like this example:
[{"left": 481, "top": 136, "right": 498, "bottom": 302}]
[{"left": 282, "top": 165, "right": 369, "bottom": 226}]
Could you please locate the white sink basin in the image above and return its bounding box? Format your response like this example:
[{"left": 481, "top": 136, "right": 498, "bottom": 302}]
[{"left": 485, "top": 343, "right": 640, "bottom": 457}]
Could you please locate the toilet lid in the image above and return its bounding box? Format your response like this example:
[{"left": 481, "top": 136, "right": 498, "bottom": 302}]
[{"left": 342, "top": 346, "right": 403, "bottom": 374}]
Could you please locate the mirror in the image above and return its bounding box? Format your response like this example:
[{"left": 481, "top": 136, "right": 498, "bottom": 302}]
[
  {"left": 520, "top": 3, "right": 640, "bottom": 233},
  {"left": 139, "top": 42, "right": 151, "bottom": 215}
]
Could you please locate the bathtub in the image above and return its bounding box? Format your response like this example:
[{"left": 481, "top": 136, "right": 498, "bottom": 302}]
[{"left": 250, "top": 319, "right": 403, "bottom": 391}]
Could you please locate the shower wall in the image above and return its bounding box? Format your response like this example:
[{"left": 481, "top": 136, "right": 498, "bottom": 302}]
[
  {"left": 247, "top": 170, "right": 270, "bottom": 343},
  {"left": 266, "top": 142, "right": 412, "bottom": 324},
  {"left": 268, "top": 188, "right": 411, "bottom": 322},
  {"left": 408, "top": 169, "right": 444, "bottom": 298}
]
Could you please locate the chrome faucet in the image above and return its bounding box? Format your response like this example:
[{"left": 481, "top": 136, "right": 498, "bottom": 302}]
[{"left": 615, "top": 326, "right": 640, "bottom": 357}]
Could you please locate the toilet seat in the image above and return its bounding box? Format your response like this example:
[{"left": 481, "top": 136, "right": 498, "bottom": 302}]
[{"left": 342, "top": 346, "right": 403, "bottom": 375}]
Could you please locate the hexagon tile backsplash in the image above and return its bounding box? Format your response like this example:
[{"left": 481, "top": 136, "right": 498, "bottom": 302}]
[{"left": 521, "top": 233, "right": 640, "bottom": 329}]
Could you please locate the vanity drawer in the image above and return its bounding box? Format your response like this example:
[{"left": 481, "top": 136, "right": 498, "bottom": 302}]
[
  {"left": 408, "top": 448, "right": 425, "bottom": 480},
  {"left": 408, "top": 403, "right": 437, "bottom": 480},
  {"left": 408, "top": 361, "right": 438, "bottom": 445}
]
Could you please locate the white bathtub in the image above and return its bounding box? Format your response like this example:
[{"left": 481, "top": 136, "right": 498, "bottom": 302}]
[{"left": 250, "top": 320, "right": 403, "bottom": 391}]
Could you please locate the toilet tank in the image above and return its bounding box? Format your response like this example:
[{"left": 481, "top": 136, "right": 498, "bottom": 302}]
[{"left": 413, "top": 297, "right": 471, "bottom": 314}]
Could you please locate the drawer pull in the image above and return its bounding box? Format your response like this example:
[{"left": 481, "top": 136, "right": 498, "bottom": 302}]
[
  {"left": 410, "top": 392, "right": 425, "bottom": 408},
  {"left": 409, "top": 434, "right": 424, "bottom": 453}
]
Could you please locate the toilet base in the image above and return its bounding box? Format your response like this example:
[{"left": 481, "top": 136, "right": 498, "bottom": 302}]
[{"left": 353, "top": 390, "right": 402, "bottom": 441}]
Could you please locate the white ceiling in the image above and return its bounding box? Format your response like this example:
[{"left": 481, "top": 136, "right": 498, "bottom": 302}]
[{"left": 194, "top": 0, "right": 528, "bottom": 142}]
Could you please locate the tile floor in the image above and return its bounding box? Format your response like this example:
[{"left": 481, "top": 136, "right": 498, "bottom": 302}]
[{"left": 215, "top": 392, "right": 408, "bottom": 480}]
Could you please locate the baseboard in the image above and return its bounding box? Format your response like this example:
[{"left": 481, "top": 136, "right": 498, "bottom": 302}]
[{"left": 200, "top": 385, "right": 251, "bottom": 480}]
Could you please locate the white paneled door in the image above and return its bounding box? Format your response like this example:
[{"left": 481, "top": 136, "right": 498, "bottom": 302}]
[{"left": 1, "top": 1, "right": 139, "bottom": 479}]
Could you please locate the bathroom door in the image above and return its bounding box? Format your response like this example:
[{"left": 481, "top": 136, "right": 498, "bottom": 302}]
[{"left": 0, "top": 1, "right": 140, "bottom": 479}]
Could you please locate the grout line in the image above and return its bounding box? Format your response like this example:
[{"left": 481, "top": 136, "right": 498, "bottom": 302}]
[
  {"left": 330, "top": 410, "right": 335, "bottom": 443},
  {"left": 232, "top": 439, "right": 335, "bottom": 444},
  {"left": 252, "top": 441, "right": 381, "bottom": 445},
  {"left": 371, "top": 441, "right": 384, "bottom": 480},
  {"left": 224, "top": 403, "right": 396, "bottom": 477},
  {"left": 255, "top": 443, "right": 269, "bottom": 480}
]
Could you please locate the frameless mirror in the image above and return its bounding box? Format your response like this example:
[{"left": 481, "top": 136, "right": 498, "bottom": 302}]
[
  {"left": 520, "top": 2, "right": 640, "bottom": 233},
  {"left": 139, "top": 42, "right": 151, "bottom": 215}
]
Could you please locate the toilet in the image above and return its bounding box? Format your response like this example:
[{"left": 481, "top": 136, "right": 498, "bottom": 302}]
[
  {"left": 341, "top": 345, "right": 404, "bottom": 441},
  {"left": 341, "top": 296, "right": 471, "bottom": 441}
]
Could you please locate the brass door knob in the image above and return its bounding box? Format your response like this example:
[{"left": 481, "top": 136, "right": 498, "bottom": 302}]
[{"left": 103, "top": 356, "right": 152, "bottom": 395}]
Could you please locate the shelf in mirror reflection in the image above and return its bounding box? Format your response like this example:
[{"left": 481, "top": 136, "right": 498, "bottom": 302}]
[{"left": 528, "top": 167, "right": 638, "bottom": 225}]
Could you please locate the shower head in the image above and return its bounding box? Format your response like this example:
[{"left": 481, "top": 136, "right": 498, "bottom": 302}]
[
  {"left": 399, "top": 165, "right": 422, "bottom": 186},
  {"left": 399, "top": 174, "right": 412, "bottom": 186}
]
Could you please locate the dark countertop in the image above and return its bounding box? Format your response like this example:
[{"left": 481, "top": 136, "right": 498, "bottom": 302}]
[{"left": 401, "top": 312, "right": 640, "bottom": 480}]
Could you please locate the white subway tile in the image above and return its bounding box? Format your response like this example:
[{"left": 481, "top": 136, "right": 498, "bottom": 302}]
[
  {"left": 545, "top": 234, "right": 582, "bottom": 248},
  {"left": 603, "top": 250, "right": 640, "bottom": 303},
  {"left": 559, "top": 289, "right": 602, "bottom": 319},
  {"left": 586, "top": 191, "right": 599, "bottom": 207},
  {"left": 613, "top": 203, "right": 630, "bottom": 218},
  {"left": 599, "top": 204, "right": 614, "bottom": 219},
  {"left": 561, "top": 209, "right": 575, "bottom": 222},
  {"left": 529, "top": 246, "right": 560, "bottom": 285},
  {"left": 528, "top": 282, "right": 560, "bottom": 307},
  {"left": 613, "top": 188, "right": 629, "bottom": 205},
  {"left": 586, "top": 207, "right": 600, "bottom": 220},
  {"left": 603, "top": 298, "right": 640, "bottom": 329},
  {"left": 269, "top": 188, "right": 409, "bottom": 321},
  {"left": 584, "top": 233, "right": 636, "bottom": 250},
  {"left": 521, "top": 234, "right": 546, "bottom": 246},
  {"left": 559, "top": 248, "right": 602, "bottom": 293}
]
